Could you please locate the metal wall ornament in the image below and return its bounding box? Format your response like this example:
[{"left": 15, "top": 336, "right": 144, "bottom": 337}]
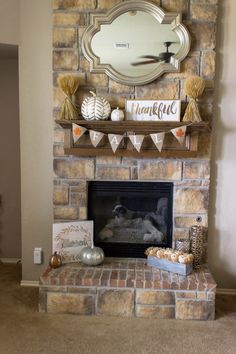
[{"left": 81, "top": 0, "right": 191, "bottom": 86}]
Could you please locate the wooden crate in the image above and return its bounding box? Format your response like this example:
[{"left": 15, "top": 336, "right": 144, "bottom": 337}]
[{"left": 147, "top": 256, "right": 193, "bottom": 276}]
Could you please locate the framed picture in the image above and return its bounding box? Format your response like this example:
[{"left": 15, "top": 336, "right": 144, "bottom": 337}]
[
  {"left": 53, "top": 221, "right": 93, "bottom": 263},
  {"left": 125, "top": 99, "right": 181, "bottom": 121}
]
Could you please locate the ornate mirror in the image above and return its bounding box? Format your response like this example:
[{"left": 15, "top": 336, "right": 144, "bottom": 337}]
[{"left": 82, "top": 0, "right": 191, "bottom": 86}]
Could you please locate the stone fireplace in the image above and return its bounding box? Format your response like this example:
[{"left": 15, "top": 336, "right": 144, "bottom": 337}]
[
  {"left": 52, "top": 0, "right": 215, "bottom": 252},
  {"left": 53, "top": 160, "right": 210, "bottom": 260},
  {"left": 41, "top": 0, "right": 218, "bottom": 319}
]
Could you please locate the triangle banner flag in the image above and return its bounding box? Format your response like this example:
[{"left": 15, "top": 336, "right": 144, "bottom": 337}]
[
  {"left": 108, "top": 134, "right": 124, "bottom": 153},
  {"left": 128, "top": 134, "right": 145, "bottom": 152},
  {"left": 150, "top": 132, "right": 165, "bottom": 152},
  {"left": 171, "top": 125, "right": 187, "bottom": 145},
  {"left": 89, "top": 130, "right": 105, "bottom": 147},
  {"left": 72, "top": 123, "right": 87, "bottom": 143}
]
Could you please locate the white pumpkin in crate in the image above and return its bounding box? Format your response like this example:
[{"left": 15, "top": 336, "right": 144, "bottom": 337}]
[{"left": 81, "top": 91, "right": 111, "bottom": 120}]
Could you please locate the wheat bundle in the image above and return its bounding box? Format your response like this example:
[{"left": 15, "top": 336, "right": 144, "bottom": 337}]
[
  {"left": 182, "top": 75, "right": 205, "bottom": 123},
  {"left": 58, "top": 74, "right": 80, "bottom": 120}
]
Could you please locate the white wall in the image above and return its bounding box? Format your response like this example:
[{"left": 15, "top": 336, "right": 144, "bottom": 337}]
[
  {"left": 208, "top": 0, "right": 236, "bottom": 289},
  {"left": 0, "top": 1, "right": 20, "bottom": 260},
  {"left": 19, "top": 0, "right": 53, "bottom": 280},
  {"left": 0, "top": 57, "right": 21, "bottom": 259},
  {"left": 0, "top": 0, "right": 19, "bottom": 45}
]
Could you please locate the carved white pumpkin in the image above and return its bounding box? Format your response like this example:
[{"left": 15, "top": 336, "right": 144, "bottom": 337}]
[
  {"left": 81, "top": 91, "right": 111, "bottom": 120},
  {"left": 111, "top": 107, "right": 124, "bottom": 121}
]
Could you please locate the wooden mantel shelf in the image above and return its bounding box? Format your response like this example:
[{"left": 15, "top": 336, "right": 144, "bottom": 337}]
[
  {"left": 56, "top": 120, "right": 210, "bottom": 158},
  {"left": 57, "top": 120, "right": 209, "bottom": 134}
]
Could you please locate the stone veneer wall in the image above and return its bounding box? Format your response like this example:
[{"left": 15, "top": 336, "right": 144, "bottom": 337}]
[{"left": 52, "top": 0, "right": 218, "bottom": 254}]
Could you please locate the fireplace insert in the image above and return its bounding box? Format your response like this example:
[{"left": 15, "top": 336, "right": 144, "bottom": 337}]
[{"left": 88, "top": 181, "right": 173, "bottom": 258}]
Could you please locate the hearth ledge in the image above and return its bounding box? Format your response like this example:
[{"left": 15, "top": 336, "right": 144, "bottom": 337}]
[{"left": 39, "top": 259, "right": 216, "bottom": 320}]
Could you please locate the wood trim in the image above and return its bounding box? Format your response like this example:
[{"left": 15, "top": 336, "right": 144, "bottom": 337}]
[
  {"left": 20, "top": 280, "right": 39, "bottom": 287},
  {"left": 0, "top": 258, "right": 21, "bottom": 264},
  {"left": 189, "top": 131, "right": 199, "bottom": 151},
  {"left": 64, "top": 128, "right": 72, "bottom": 149},
  {"left": 64, "top": 147, "right": 198, "bottom": 158},
  {"left": 216, "top": 288, "right": 236, "bottom": 295},
  {"left": 57, "top": 120, "right": 209, "bottom": 134}
]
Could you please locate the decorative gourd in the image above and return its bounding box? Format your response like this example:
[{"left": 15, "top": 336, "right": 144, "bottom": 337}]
[
  {"left": 79, "top": 245, "right": 104, "bottom": 266},
  {"left": 49, "top": 251, "right": 62, "bottom": 268},
  {"left": 111, "top": 107, "right": 125, "bottom": 121},
  {"left": 81, "top": 91, "right": 111, "bottom": 121}
]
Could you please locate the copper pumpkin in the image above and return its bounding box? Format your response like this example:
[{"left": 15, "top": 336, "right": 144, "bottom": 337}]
[{"left": 49, "top": 251, "right": 62, "bottom": 268}]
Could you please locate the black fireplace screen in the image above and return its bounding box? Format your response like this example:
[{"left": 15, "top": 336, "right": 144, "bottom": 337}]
[{"left": 88, "top": 181, "right": 173, "bottom": 258}]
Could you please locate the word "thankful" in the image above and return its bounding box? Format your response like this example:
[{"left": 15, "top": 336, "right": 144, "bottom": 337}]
[{"left": 130, "top": 101, "right": 178, "bottom": 120}]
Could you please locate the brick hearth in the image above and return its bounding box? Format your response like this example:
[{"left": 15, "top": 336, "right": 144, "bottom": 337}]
[{"left": 39, "top": 258, "right": 216, "bottom": 320}]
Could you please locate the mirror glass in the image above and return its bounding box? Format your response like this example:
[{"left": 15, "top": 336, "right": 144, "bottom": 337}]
[
  {"left": 82, "top": 1, "right": 190, "bottom": 86},
  {"left": 91, "top": 11, "right": 180, "bottom": 77}
]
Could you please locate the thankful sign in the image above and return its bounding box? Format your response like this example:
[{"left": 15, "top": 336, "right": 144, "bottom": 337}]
[{"left": 126, "top": 99, "right": 181, "bottom": 122}]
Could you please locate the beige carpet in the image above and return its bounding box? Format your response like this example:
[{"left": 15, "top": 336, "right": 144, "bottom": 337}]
[{"left": 0, "top": 263, "right": 235, "bottom": 354}]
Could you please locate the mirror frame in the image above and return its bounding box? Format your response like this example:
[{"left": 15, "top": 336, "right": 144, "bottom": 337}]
[{"left": 82, "top": 0, "right": 191, "bottom": 86}]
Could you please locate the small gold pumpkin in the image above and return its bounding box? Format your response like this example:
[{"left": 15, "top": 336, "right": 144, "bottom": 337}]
[{"left": 81, "top": 91, "right": 111, "bottom": 121}]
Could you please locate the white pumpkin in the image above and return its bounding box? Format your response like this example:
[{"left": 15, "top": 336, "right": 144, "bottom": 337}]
[
  {"left": 111, "top": 107, "right": 125, "bottom": 121},
  {"left": 81, "top": 91, "right": 111, "bottom": 120}
]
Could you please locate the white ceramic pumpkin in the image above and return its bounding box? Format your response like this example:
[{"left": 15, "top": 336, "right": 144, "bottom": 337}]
[
  {"left": 81, "top": 91, "right": 111, "bottom": 120},
  {"left": 111, "top": 107, "right": 125, "bottom": 121}
]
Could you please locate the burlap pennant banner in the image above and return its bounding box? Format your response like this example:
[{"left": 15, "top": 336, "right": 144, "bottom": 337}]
[
  {"left": 72, "top": 123, "right": 189, "bottom": 152},
  {"left": 72, "top": 123, "right": 87, "bottom": 143},
  {"left": 129, "top": 134, "right": 145, "bottom": 152},
  {"left": 108, "top": 134, "right": 124, "bottom": 153},
  {"left": 150, "top": 132, "right": 165, "bottom": 152},
  {"left": 171, "top": 125, "right": 187, "bottom": 145},
  {"left": 89, "top": 130, "right": 105, "bottom": 147}
]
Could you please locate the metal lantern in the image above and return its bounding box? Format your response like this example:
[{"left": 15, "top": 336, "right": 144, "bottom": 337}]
[
  {"left": 175, "top": 239, "right": 190, "bottom": 253},
  {"left": 190, "top": 225, "right": 204, "bottom": 269},
  {"left": 79, "top": 245, "right": 104, "bottom": 266}
]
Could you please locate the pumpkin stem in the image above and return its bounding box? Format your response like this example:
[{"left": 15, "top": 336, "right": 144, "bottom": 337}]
[{"left": 89, "top": 91, "right": 96, "bottom": 97}]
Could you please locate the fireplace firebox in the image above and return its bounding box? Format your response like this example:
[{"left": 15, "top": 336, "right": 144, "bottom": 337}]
[{"left": 88, "top": 181, "right": 173, "bottom": 258}]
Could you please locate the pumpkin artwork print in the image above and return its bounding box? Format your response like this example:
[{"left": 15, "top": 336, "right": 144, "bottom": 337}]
[
  {"left": 81, "top": 91, "right": 111, "bottom": 121},
  {"left": 53, "top": 221, "right": 93, "bottom": 263}
]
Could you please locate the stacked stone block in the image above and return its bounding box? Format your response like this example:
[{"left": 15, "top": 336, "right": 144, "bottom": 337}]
[{"left": 52, "top": 0, "right": 218, "bottom": 247}]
